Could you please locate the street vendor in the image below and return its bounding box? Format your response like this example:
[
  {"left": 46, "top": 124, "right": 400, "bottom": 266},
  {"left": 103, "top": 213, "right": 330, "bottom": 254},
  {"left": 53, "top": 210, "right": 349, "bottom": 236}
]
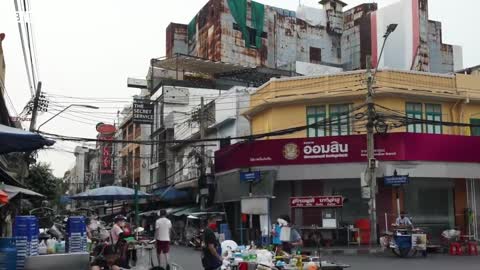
[
  {"left": 395, "top": 211, "right": 414, "bottom": 229},
  {"left": 278, "top": 215, "right": 303, "bottom": 254},
  {"left": 111, "top": 215, "right": 126, "bottom": 245}
]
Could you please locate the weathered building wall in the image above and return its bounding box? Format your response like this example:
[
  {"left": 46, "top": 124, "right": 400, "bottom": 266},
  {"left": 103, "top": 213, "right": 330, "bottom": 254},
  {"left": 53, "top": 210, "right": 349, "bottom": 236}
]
[
  {"left": 169, "top": 0, "right": 461, "bottom": 74},
  {"left": 187, "top": 0, "right": 223, "bottom": 61},
  {"left": 428, "top": 20, "right": 454, "bottom": 74},
  {"left": 342, "top": 3, "right": 376, "bottom": 70},
  {"left": 219, "top": 0, "right": 342, "bottom": 69},
  {"left": 411, "top": 0, "right": 430, "bottom": 72},
  {"left": 166, "top": 23, "right": 188, "bottom": 58}
]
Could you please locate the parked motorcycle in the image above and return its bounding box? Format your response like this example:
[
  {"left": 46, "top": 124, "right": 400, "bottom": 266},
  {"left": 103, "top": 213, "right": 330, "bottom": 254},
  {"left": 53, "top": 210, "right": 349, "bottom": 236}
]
[{"left": 188, "top": 229, "right": 204, "bottom": 250}]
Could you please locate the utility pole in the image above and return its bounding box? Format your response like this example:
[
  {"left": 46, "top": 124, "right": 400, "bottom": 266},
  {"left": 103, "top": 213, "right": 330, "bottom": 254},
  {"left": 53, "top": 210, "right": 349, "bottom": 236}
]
[
  {"left": 29, "top": 81, "right": 42, "bottom": 131},
  {"left": 199, "top": 97, "right": 207, "bottom": 210},
  {"left": 366, "top": 55, "right": 377, "bottom": 245}
]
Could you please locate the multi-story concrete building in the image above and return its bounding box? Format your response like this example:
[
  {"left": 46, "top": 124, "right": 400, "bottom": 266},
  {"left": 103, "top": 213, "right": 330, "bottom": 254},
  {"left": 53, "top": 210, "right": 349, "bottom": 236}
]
[
  {"left": 216, "top": 70, "right": 480, "bottom": 243},
  {"left": 64, "top": 145, "right": 97, "bottom": 195},
  {"left": 0, "top": 32, "right": 28, "bottom": 188},
  {"left": 166, "top": 0, "right": 462, "bottom": 74},
  {"left": 117, "top": 104, "right": 151, "bottom": 189}
]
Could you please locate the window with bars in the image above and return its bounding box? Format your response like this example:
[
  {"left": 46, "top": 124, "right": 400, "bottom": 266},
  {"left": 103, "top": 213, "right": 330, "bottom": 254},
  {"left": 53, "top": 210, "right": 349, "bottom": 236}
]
[
  {"left": 307, "top": 106, "right": 327, "bottom": 138},
  {"left": 329, "top": 104, "right": 351, "bottom": 136},
  {"left": 406, "top": 102, "right": 423, "bottom": 133},
  {"left": 425, "top": 104, "right": 442, "bottom": 134}
]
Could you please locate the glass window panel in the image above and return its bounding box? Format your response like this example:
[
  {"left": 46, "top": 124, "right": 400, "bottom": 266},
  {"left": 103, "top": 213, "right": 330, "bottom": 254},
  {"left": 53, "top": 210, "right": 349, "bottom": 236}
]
[
  {"left": 406, "top": 102, "right": 423, "bottom": 133},
  {"left": 329, "top": 104, "right": 351, "bottom": 136},
  {"left": 306, "top": 106, "right": 326, "bottom": 137}
]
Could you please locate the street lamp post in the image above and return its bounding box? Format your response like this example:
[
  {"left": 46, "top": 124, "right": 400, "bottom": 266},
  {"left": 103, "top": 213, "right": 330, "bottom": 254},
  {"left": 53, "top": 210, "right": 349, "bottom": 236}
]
[
  {"left": 366, "top": 23, "right": 397, "bottom": 245},
  {"left": 37, "top": 104, "right": 99, "bottom": 131}
]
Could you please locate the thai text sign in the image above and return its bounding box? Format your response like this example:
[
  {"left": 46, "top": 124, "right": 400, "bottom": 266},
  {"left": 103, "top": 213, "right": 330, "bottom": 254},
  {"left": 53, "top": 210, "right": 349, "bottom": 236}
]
[
  {"left": 384, "top": 175, "right": 409, "bottom": 186},
  {"left": 215, "top": 133, "right": 480, "bottom": 173},
  {"left": 290, "top": 196, "right": 343, "bottom": 208},
  {"left": 100, "top": 135, "right": 113, "bottom": 174},
  {"left": 133, "top": 99, "right": 154, "bottom": 125}
]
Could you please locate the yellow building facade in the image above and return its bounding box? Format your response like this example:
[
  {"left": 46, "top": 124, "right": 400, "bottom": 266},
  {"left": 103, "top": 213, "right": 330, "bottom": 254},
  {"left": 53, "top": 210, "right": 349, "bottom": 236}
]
[{"left": 244, "top": 70, "right": 480, "bottom": 139}]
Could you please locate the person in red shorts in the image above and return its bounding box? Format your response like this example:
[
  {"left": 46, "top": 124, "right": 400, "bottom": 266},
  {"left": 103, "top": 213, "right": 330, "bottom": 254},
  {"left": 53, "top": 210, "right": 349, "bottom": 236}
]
[{"left": 155, "top": 209, "right": 172, "bottom": 269}]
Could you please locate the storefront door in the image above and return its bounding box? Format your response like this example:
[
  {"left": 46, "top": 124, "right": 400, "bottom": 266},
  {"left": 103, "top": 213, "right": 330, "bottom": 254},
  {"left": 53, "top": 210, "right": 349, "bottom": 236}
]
[{"left": 404, "top": 179, "right": 455, "bottom": 242}]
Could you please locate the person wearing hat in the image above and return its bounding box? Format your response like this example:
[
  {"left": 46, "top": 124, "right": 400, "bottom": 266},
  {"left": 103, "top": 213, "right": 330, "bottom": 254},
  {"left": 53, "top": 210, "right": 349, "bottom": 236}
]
[{"left": 111, "top": 215, "right": 126, "bottom": 246}]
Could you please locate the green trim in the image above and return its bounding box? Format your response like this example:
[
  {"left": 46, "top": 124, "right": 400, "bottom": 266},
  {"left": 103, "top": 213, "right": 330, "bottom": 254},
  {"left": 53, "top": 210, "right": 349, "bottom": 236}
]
[
  {"left": 188, "top": 15, "right": 197, "bottom": 42},
  {"left": 406, "top": 102, "right": 423, "bottom": 133},
  {"left": 227, "top": 0, "right": 249, "bottom": 47},
  {"left": 425, "top": 103, "right": 442, "bottom": 134},
  {"left": 470, "top": 118, "right": 480, "bottom": 136},
  {"left": 251, "top": 1, "right": 265, "bottom": 48}
]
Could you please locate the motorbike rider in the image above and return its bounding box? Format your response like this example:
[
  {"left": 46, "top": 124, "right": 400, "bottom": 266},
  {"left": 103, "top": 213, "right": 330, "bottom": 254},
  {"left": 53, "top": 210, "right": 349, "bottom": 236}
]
[{"left": 395, "top": 211, "right": 414, "bottom": 229}]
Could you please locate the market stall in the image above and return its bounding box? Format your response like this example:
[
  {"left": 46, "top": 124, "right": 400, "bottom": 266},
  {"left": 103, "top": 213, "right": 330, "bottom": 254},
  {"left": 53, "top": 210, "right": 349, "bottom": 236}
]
[{"left": 290, "top": 196, "right": 360, "bottom": 247}]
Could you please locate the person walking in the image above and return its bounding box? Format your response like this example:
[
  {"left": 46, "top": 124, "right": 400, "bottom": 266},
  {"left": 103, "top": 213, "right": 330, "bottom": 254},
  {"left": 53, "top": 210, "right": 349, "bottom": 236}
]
[
  {"left": 155, "top": 209, "right": 172, "bottom": 269},
  {"left": 201, "top": 216, "right": 223, "bottom": 270}
]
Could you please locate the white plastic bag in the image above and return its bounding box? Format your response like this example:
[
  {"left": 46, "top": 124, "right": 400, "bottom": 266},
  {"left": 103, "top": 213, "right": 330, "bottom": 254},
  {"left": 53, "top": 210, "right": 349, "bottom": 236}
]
[
  {"left": 280, "top": 226, "right": 291, "bottom": 242},
  {"left": 38, "top": 240, "right": 47, "bottom": 255}
]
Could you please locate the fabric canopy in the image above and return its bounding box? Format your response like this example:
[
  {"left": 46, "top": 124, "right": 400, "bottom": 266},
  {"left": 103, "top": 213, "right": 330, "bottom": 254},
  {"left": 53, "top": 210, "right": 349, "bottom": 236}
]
[
  {"left": 70, "top": 186, "right": 151, "bottom": 201},
  {"left": 0, "top": 189, "right": 8, "bottom": 204},
  {"left": 0, "top": 124, "right": 54, "bottom": 154},
  {"left": 154, "top": 186, "right": 191, "bottom": 202},
  {"left": 3, "top": 184, "right": 45, "bottom": 199}
]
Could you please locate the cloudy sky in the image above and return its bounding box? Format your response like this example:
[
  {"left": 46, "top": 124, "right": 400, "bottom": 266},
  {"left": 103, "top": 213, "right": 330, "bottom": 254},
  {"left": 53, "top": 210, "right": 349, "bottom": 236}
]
[{"left": 1, "top": 0, "right": 479, "bottom": 177}]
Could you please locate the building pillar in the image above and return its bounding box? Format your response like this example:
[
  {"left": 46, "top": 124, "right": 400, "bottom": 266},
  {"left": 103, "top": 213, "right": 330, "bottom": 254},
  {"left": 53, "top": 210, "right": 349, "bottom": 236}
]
[{"left": 454, "top": 179, "right": 468, "bottom": 233}]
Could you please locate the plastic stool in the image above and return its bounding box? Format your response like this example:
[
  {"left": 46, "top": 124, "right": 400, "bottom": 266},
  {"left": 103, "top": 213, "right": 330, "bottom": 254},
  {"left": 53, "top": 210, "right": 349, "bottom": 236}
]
[
  {"left": 449, "top": 242, "right": 462, "bottom": 255},
  {"left": 466, "top": 242, "right": 478, "bottom": 256}
]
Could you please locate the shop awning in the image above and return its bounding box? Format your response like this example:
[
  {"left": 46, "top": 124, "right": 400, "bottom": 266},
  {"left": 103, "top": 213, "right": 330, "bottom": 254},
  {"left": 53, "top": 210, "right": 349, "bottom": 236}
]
[
  {"left": 139, "top": 206, "right": 192, "bottom": 217},
  {"left": 154, "top": 186, "right": 192, "bottom": 202},
  {"left": 0, "top": 124, "right": 54, "bottom": 154},
  {"left": 3, "top": 184, "right": 44, "bottom": 199},
  {"left": 172, "top": 206, "right": 201, "bottom": 217}
]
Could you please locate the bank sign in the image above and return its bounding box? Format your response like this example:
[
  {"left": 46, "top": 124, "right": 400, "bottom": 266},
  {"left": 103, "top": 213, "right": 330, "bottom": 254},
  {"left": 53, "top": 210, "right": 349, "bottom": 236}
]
[
  {"left": 215, "top": 133, "right": 480, "bottom": 173},
  {"left": 290, "top": 196, "right": 343, "bottom": 208},
  {"left": 133, "top": 99, "right": 154, "bottom": 125}
]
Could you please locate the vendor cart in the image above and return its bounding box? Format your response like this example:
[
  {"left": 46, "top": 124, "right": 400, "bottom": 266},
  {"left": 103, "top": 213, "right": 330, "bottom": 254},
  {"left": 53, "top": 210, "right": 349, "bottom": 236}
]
[{"left": 386, "top": 228, "right": 428, "bottom": 258}]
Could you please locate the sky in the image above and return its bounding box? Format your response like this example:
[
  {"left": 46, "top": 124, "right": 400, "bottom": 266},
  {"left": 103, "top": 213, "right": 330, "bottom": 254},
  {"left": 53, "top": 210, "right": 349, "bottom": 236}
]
[{"left": 1, "top": 0, "right": 479, "bottom": 177}]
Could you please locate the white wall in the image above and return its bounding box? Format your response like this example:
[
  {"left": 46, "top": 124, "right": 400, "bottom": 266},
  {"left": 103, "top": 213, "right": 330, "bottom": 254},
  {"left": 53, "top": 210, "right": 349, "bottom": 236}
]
[{"left": 375, "top": 0, "right": 414, "bottom": 70}]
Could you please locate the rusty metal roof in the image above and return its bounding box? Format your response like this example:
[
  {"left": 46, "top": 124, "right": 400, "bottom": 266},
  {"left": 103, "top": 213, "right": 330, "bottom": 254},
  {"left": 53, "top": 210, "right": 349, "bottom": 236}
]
[{"left": 151, "top": 54, "right": 251, "bottom": 75}]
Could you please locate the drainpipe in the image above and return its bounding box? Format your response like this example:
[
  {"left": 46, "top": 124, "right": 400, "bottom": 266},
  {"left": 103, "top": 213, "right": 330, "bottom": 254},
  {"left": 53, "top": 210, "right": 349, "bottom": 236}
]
[
  {"left": 460, "top": 96, "right": 470, "bottom": 135},
  {"left": 451, "top": 100, "right": 460, "bottom": 135}
]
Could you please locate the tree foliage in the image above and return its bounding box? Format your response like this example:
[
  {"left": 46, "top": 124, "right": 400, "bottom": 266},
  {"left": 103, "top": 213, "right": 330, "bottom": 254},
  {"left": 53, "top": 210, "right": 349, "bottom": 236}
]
[{"left": 24, "top": 162, "right": 65, "bottom": 208}]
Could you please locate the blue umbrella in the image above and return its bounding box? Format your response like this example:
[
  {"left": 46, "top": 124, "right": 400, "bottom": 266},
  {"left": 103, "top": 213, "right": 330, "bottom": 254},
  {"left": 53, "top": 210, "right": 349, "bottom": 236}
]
[
  {"left": 69, "top": 186, "right": 151, "bottom": 201},
  {"left": 0, "top": 124, "right": 54, "bottom": 154}
]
